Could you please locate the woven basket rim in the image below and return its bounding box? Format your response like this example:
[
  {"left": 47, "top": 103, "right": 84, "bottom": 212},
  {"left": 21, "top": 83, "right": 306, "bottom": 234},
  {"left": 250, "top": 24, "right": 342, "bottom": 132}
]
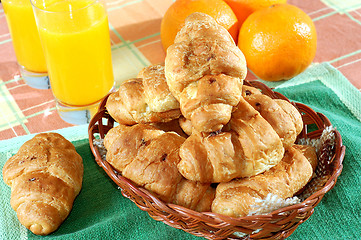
[{"left": 88, "top": 80, "right": 345, "bottom": 239}]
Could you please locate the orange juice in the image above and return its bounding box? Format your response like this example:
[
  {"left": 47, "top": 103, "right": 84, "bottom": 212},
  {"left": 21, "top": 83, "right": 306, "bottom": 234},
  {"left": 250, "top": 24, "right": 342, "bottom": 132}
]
[
  {"left": 2, "top": 0, "right": 47, "bottom": 73},
  {"left": 34, "top": 0, "right": 114, "bottom": 106}
]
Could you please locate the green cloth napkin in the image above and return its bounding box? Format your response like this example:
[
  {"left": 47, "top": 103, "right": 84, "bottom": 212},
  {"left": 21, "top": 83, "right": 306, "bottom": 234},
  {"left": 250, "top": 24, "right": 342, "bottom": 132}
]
[{"left": 0, "top": 62, "right": 360, "bottom": 240}]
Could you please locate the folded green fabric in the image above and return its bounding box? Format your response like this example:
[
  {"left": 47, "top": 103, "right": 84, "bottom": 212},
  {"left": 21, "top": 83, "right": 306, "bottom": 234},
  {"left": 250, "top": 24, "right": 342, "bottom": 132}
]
[{"left": 0, "top": 63, "right": 360, "bottom": 240}]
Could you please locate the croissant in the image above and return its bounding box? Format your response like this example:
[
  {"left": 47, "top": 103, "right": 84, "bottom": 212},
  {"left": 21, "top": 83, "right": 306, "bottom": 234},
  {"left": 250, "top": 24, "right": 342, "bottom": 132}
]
[
  {"left": 137, "top": 64, "right": 180, "bottom": 113},
  {"left": 150, "top": 119, "right": 189, "bottom": 138},
  {"left": 178, "top": 116, "right": 193, "bottom": 136},
  {"left": 2, "top": 133, "right": 83, "bottom": 235},
  {"left": 165, "top": 12, "right": 247, "bottom": 133},
  {"left": 178, "top": 85, "right": 303, "bottom": 138},
  {"left": 178, "top": 97, "right": 284, "bottom": 183},
  {"left": 174, "top": 11, "right": 235, "bottom": 45},
  {"left": 180, "top": 74, "right": 243, "bottom": 133},
  {"left": 106, "top": 64, "right": 181, "bottom": 125},
  {"left": 293, "top": 144, "right": 318, "bottom": 171},
  {"left": 273, "top": 99, "right": 303, "bottom": 135},
  {"left": 104, "top": 123, "right": 215, "bottom": 211},
  {"left": 211, "top": 146, "right": 313, "bottom": 218},
  {"left": 242, "top": 85, "right": 302, "bottom": 148}
]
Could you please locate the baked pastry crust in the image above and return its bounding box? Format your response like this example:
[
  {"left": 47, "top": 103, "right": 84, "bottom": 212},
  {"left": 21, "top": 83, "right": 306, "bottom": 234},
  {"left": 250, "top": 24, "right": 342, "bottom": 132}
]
[
  {"left": 211, "top": 146, "right": 313, "bottom": 218},
  {"left": 293, "top": 144, "right": 318, "bottom": 171},
  {"left": 174, "top": 12, "right": 235, "bottom": 45},
  {"left": 274, "top": 99, "right": 303, "bottom": 136},
  {"left": 165, "top": 37, "right": 246, "bottom": 101},
  {"left": 180, "top": 74, "right": 242, "bottom": 133},
  {"left": 165, "top": 12, "right": 246, "bottom": 133},
  {"left": 178, "top": 97, "right": 284, "bottom": 183},
  {"left": 242, "top": 86, "right": 299, "bottom": 148},
  {"left": 106, "top": 64, "right": 181, "bottom": 125},
  {"left": 2, "top": 133, "right": 83, "bottom": 235},
  {"left": 137, "top": 64, "right": 180, "bottom": 112},
  {"left": 104, "top": 124, "right": 215, "bottom": 211}
]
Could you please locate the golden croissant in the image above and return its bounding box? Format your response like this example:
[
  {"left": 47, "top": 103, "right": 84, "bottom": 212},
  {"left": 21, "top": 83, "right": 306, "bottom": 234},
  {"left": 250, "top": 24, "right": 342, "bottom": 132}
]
[
  {"left": 2, "top": 133, "right": 83, "bottom": 235},
  {"left": 178, "top": 97, "right": 285, "bottom": 183},
  {"left": 242, "top": 85, "right": 303, "bottom": 148},
  {"left": 177, "top": 84, "right": 304, "bottom": 183},
  {"left": 106, "top": 64, "right": 181, "bottom": 125},
  {"left": 165, "top": 12, "right": 247, "bottom": 133},
  {"left": 212, "top": 146, "right": 313, "bottom": 218},
  {"left": 104, "top": 123, "right": 215, "bottom": 211}
]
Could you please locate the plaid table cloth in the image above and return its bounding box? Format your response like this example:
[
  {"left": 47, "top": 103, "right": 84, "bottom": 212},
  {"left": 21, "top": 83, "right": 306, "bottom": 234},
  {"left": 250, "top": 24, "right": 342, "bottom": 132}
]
[{"left": 0, "top": 0, "right": 361, "bottom": 139}]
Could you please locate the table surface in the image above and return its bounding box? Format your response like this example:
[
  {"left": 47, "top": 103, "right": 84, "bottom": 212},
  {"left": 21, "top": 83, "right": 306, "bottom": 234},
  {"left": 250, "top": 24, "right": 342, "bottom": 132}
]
[{"left": 1, "top": 0, "right": 361, "bottom": 140}]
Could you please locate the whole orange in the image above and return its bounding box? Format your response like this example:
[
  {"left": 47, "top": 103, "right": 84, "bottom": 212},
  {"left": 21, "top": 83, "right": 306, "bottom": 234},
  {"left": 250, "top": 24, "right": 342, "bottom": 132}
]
[
  {"left": 224, "top": 0, "right": 287, "bottom": 26},
  {"left": 160, "top": 0, "right": 239, "bottom": 51},
  {"left": 238, "top": 3, "right": 317, "bottom": 81}
]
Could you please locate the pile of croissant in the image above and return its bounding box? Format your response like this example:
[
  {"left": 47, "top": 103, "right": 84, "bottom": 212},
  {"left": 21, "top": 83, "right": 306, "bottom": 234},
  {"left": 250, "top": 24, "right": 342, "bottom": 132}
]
[{"left": 105, "top": 12, "right": 317, "bottom": 218}]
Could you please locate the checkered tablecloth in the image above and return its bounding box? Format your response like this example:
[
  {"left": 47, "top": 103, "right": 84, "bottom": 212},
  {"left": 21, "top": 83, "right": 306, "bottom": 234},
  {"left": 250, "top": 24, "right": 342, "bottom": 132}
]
[{"left": 0, "top": 0, "right": 361, "bottom": 140}]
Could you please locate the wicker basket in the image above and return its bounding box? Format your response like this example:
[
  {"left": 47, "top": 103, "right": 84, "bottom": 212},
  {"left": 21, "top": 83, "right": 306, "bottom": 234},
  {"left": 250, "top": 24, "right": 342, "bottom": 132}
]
[{"left": 88, "top": 80, "right": 345, "bottom": 240}]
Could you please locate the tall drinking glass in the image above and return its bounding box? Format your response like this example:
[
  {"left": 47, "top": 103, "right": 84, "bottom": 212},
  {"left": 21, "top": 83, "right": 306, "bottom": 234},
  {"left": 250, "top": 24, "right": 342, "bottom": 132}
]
[
  {"left": 2, "top": 0, "right": 49, "bottom": 89},
  {"left": 31, "top": 0, "right": 115, "bottom": 125}
]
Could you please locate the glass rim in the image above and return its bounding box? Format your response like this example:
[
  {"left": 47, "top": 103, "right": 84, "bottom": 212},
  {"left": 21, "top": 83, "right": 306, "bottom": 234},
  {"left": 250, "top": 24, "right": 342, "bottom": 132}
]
[{"left": 30, "top": 0, "right": 99, "bottom": 14}]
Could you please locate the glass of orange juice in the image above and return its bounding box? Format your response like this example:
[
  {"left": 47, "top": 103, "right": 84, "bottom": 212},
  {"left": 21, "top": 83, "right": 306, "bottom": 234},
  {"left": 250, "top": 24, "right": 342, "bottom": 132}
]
[
  {"left": 2, "top": 0, "right": 49, "bottom": 89},
  {"left": 31, "top": 0, "right": 115, "bottom": 125}
]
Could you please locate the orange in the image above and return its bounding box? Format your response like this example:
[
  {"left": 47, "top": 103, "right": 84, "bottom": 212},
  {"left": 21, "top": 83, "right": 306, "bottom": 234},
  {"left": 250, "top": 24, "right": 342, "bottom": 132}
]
[
  {"left": 224, "top": 0, "right": 287, "bottom": 26},
  {"left": 160, "top": 0, "right": 239, "bottom": 51},
  {"left": 238, "top": 4, "right": 317, "bottom": 81}
]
